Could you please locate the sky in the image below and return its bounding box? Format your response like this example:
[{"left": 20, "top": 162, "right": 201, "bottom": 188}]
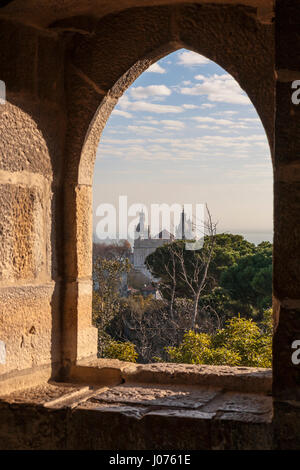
[{"left": 93, "top": 49, "right": 273, "bottom": 244}]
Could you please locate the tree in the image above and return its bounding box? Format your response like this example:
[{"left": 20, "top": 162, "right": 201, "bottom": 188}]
[
  {"left": 166, "top": 309, "right": 272, "bottom": 368},
  {"left": 161, "top": 245, "right": 177, "bottom": 319},
  {"left": 147, "top": 232, "right": 272, "bottom": 323},
  {"left": 204, "top": 233, "right": 256, "bottom": 288},
  {"left": 108, "top": 295, "right": 196, "bottom": 363},
  {"left": 103, "top": 340, "right": 138, "bottom": 362},
  {"left": 146, "top": 233, "right": 256, "bottom": 300},
  {"left": 220, "top": 245, "right": 272, "bottom": 314},
  {"left": 127, "top": 269, "right": 152, "bottom": 291},
  {"left": 146, "top": 207, "right": 217, "bottom": 329},
  {"left": 198, "top": 287, "right": 254, "bottom": 326},
  {"left": 92, "top": 256, "right": 131, "bottom": 356},
  {"left": 93, "top": 239, "right": 131, "bottom": 261}
]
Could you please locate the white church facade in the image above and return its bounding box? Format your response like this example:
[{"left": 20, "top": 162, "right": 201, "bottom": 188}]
[{"left": 132, "top": 208, "right": 196, "bottom": 279}]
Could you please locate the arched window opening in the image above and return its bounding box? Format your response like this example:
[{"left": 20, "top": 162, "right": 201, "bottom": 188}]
[{"left": 92, "top": 49, "right": 273, "bottom": 368}]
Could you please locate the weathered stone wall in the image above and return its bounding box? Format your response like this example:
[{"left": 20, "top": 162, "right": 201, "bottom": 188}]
[
  {"left": 0, "top": 19, "right": 66, "bottom": 393},
  {"left": 273, "top": 0, "right": 300, "bottom": 402},
  {"left": 0, "top": 366, "right": 274, "bottom": 450}
]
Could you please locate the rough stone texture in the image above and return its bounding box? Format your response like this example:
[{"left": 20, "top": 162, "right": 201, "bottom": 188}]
[
  {"left": 62, "top": 280, "right": 98, "bottom": 369},
  {"left": 0, "top": 382, "right": 85, "bottom": 405},
  {"left": 121, "top": 362, "right": 272, "bottom": 393},
  {"left": 78, "top": 96, "right": 118, "bottom": 185},
  {"left": 273, "top": 181, "right": 300, "bottom": 300},
  {"left": 91, "top": 383, "right": 221, "bottom": 408},
  {"left": 273, "top": 0, "right": 300, "bottom": 402},
  {"left": 0, "top": 340, "right": 5, "bottom": 364},
  {"left": 0, "top": 184, "right": 44, "bottom": 281},
  {"left": 0, "top": 0, "right": 274, "bottom": 28},
  {"left": 0, "top": 17, "right": 65, "bottom": 391},
  {"left": 0, "top": 99, "right": 64, "bottom": 177},
  {"left": 0, "top": 283, "right": 61, "bottom": 392},
  {"left": 64, "top": 185, "right": 93, "bottom": 280},
  {"left": 273, "top": 401, "right": 300, "bottom": 450},
  {"left": 0, "top": 380, "right": 273, "bottom": 450}
]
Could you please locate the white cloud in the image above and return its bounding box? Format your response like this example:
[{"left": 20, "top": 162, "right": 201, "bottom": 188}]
[
  {"left": 183, "top": 104, "right": 198, "bottom": 109},
  {"left": 195, "top": 74, "right": 206, "bottom": 80},
  {"left": 102, "top": 138, "right": 144, "bottom": 145},
  {"left": 130, "top": 85, "right": 171, "bottom": 100},
  {"left": 213, "top": 110, "right": 238, "bottom": 116},
  {"left": 118, "top": 95, "right": 183, "bottom": 114},
  {"left": 130, "top": 101, "right": 183, "bottom": 114},
  {"left": 141, "top": 118, "right": 160, "bottom": 124},
  {"left": 201, "top": 103, "right": 215, "bottom": 109},
  {"left": 197, "top": 125, "right": 221, "bottom": 130},
  {"left": 98, "top": 130, "right": 270, "bottom": 164},
  {"left": 146, "top": 63, "right": 166, "bottom": 74},
  {"left": 112, "top": 109, "right": 132, "bottom": 118},
  {"left": 239, "top": 118, "right": 261, "bottom": 123},
  {"left": 127, "top": 125, "right": 163, "bottom": 134},
  {"left": 161, "top": 120, "right": 185, "bottom": 130},
  {"left": 193, "top": 116, "right": 233, "bottom": 126},
  {"left": 177, "top": 51, "right": 209, "bottom": 66},
  {"left": 181, "top": 73, "right": 251, "bottom": 105}
]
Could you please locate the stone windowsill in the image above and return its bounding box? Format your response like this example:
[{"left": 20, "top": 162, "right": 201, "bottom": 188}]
[
  {"left": 0, "top": 363, "right": 274, "bottom": 449},
  {"left": 70, "top": 358, "right": 272, "bottom": 394}
]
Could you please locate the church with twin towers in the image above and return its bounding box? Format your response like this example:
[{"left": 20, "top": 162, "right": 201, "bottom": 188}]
[{"left": 133, "top": 207, "right": 196, "bottom": 279}]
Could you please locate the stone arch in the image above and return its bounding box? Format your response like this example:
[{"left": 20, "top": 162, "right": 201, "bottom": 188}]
[{"left": 61, "top": 4, "right": 274, "bottom": 373}]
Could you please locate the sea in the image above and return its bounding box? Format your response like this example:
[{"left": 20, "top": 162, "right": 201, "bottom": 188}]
[{"left": 231, "top": 231, "right": 273, "bottom": 245}]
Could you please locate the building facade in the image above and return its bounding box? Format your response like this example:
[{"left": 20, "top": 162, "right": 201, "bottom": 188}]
[{"left": 133, "top": 209, "right": 195, "bottom": 278}]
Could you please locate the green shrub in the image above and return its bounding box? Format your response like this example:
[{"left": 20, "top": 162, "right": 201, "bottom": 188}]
[
  {"left": 103, "top": 340, "right": 138, "bottom": 363},
  {"left": 201, "top": 347, "right": 241, "bottom": 366},
  {"left": 166, "top": 310, "right": 272, "bottom": 368},
  {"left": 166, "top": 331, "right": 211, "bottom": 364}
]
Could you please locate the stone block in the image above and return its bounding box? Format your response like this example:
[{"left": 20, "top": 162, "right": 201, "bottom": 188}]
[
  {"left": 0, "top": 283, "right": 61, "bottom": 380},
  {"left": 0, "top": 99, "right": 65, "bottom": 177},
  {"left": 62, "top": 280, "right": 97, "bottom": 365},
  {"left": 75, "top": 185, "right": 93, "bottom": 279},
  {"left": 77, "top": 326, "right": 98, "bottom": 362},
  {"left": 0, "top": 183, "right": 45, "bottom": 282},
  {"left": 63, "top": 184, "right": 92, "bottom": 280}
]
